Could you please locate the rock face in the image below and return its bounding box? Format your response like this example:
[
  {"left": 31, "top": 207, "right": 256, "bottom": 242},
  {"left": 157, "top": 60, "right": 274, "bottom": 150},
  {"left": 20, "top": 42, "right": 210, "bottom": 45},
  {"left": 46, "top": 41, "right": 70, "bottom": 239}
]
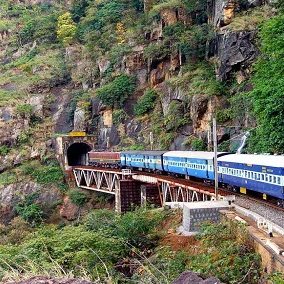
[
  {"left": 173, "top": 271, "right": 223, "bottom": 284},
  {"left": 210, "top": 0, "right": 237, "bottom": 27},
  {"left": 215, "top": 31, "right": 258, "bottom": 81},
  {"left": 73, "top": 107, "right": 86, "bottom": 132},
  {"left": 0, "top": 181, "right": 62, "bottom": 224}
]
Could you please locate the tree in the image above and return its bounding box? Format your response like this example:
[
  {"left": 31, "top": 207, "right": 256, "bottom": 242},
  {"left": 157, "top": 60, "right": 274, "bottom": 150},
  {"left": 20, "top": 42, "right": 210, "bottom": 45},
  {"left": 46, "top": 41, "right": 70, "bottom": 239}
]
[
  {"left": 248, "top": 15, "right": 284, "bottom": 153},
  {"left": 57, "top": 12, "right": 77, "bottom": 46}
]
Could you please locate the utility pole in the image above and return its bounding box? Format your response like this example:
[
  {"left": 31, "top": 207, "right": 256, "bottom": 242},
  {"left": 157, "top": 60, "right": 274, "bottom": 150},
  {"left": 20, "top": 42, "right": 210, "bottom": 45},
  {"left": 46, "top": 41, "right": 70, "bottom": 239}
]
[
  {"left": 149, "top": 132, "right": 154, "bottom": 150},
  {"left": 106, "top": 136, "right": 110, "bottom": 150},
  {"left": 213, "top": 118, "right": 218, "bottom": 200}
]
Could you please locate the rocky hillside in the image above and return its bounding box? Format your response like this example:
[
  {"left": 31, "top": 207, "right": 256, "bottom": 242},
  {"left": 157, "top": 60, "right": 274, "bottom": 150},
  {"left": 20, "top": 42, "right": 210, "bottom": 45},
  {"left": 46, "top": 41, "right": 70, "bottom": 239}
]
[
  {"left": 0, "top": 0, "right": 283, "bottom": 220},
  {"left": 0, "top": 0, "right": 283, "bottom": 157}
]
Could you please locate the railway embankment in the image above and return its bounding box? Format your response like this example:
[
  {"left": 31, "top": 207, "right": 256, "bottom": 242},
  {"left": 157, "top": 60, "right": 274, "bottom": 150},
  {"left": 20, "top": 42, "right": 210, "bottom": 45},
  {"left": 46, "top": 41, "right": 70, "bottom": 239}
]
[{"left": 221, "top": 209, "right": 284, "bottom": 275}]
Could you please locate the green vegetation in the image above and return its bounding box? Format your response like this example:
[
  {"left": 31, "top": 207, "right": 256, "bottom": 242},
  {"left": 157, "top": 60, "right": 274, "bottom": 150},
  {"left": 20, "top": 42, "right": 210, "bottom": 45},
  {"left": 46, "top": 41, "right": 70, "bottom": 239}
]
[
  {"left": 16, "top": 103, "right": 33, "bottom": 118},
  {"left": 0, "top": 145, "right": 10, "bottom": 156},
  {"left": 188, "top": 221, "right": 260, "bottom": 283},
  {"left": 226, "top": 5, "right": 275, "bottom": 31},
  {"left": 134, "top": 89, "right": 158, "bottom": 116},
  {"left": 0, "top": 208, "right": 261, "bottom": 283},
  {"left": 96, "top": 74, "right": 136, "bottom": 108},
  {"left": 112, "top": 109, "right": 128, "bottom": 125},
  {"left": 189, "top": 137, "right": 207, "bottom": 151},
  {"left": 167, "top": 62, "right": 224, "bottom": 98},
  {"left": 247, "top": 14, "right": 284, "bottom": 153},
  {"left": 57, "top": 12, "right": 77, "bottom": 46},
  {"left": 15, "top": 193, "right": 43, "bottom": 226},
  {"left": 69, "top": 189, "right": 88, "bottom": 207},
  {"left": 21, "top": 160, "right": 66, "bottom": 189},
  {"left": 0, "top": 208, "right": 166, "bottom": 281},
  {"left": 0, "top": 171, "right": 17, "bottom": 186}
]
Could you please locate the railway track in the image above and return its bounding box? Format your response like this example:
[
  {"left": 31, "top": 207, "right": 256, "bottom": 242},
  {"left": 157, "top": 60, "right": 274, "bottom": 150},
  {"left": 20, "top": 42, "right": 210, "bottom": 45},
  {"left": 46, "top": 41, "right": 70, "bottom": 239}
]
[
  {"left": 133, "top": 170, "right": 284, "bottom": 228},
  {"left": 72, "top": 166, "right": 284, "bottom": 227}
]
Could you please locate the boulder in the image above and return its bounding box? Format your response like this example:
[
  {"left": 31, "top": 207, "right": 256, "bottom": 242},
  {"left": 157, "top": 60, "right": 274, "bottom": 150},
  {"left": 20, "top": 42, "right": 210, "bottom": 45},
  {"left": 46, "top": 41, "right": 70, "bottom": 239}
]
[
  {"left": 214, "top": 31, "right": 258, "bottom": 81},
  {"left": 59, "top": 196, "right": 79, "bottom": 221},
  {"left": 173, "top": 271, "right": 223, "bottom": 284}
]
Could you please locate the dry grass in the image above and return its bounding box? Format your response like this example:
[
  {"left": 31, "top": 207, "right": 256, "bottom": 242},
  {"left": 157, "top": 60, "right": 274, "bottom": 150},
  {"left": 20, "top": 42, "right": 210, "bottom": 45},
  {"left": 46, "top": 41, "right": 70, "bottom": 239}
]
[{"left": 225, "top": 5, "right": 276, "bottom": 31}]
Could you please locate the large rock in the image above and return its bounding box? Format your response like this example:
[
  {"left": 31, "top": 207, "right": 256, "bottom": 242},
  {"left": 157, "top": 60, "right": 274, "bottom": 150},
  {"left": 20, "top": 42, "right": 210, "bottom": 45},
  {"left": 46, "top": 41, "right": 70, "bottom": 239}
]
[
  {"left": 173, "top": 271, "right": 223, "bottom": 284},
  {"left": 122, "top": 46, "right": 148, "bottom": 86},
  {"left": 208, "top": 0, "right": 237, "bottom": 28},
  {"left": 59, "top": 195, "right": 79, "bottom": 221},
  {"left": 214, "top": 31, "right": 258, "bottom": 81},
  {"left": 0, "top": 181, "right": 62, "bottom": 224},
  {"left": 159, "top": 83, "right": 186, "bottom": 116}
]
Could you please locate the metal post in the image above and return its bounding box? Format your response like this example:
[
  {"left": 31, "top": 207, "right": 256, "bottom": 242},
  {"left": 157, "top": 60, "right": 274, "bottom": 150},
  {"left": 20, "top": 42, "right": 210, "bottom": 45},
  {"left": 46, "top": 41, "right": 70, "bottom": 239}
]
[
  {"left": 213, "top": 118, "right": 218, "bottom": 200},
  {"left": 106, "top": 136, "right": 110, "bottom": 149},
  {"left": 149, "top": 132, "right": 154, "bottom": 150}
]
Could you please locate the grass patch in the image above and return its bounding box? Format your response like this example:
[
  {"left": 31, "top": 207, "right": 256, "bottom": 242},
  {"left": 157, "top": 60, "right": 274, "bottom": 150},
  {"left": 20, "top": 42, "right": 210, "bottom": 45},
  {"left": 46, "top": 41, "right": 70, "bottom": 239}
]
[
  {"left": 0, "top": 172, "right": 17, "bottom": 186},
  {"left": 226, "top": 5, "right": 275, "bottom": 31}
]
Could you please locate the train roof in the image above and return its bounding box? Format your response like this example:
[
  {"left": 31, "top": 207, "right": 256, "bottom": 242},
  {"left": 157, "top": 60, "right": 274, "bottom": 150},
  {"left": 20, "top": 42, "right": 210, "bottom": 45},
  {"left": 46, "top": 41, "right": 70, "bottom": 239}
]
[
  {"left": 122, "top": 151, "right": 167, "bottom": 155},
  {"left": 163, "top": 151, "right": 228, "bottom": 159},
  {"left": 218, "top": 154, "right": 284, "bottom": 168}
]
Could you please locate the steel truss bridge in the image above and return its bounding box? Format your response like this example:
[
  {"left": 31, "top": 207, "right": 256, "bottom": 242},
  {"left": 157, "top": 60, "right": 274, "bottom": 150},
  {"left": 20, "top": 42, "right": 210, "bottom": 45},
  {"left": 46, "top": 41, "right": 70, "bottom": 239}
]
[{"left": 72, "top": 166, "right": 230, "bottom": 212}]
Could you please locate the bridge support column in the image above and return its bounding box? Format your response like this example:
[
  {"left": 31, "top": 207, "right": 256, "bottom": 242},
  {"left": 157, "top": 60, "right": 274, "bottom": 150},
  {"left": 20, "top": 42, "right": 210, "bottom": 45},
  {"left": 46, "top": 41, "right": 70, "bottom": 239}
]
[
  {"left": 119, "top": 180, "right": 142, "bottom": 212},
  {"left": 141, "top": 184, "right": 162, "bottom": 207}
]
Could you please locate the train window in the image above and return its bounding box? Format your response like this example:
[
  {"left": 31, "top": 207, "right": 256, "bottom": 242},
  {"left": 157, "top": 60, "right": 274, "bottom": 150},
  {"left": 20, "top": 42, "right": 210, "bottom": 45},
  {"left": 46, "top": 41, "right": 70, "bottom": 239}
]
[
  {"left": 265, "top": 175, "right": 268, "bottom": 182},
  {"left": 269, "top": 176, "right": 272, "bottom": 182},
  {"left": 273, "top": 176, "right": 276, "bottom": 183},
  {"left": 277, "top": 177, "right": 281, "bottom": 184},
  {"left": 261, "top": 174, "right": 264, "bottom": 181}
]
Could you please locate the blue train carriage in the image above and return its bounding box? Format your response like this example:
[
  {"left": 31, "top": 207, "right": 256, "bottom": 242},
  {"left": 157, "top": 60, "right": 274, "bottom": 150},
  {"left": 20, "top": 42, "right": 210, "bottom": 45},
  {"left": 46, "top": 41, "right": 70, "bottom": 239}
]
[
  {"left": 120, "top": 151, "right": 165, "bottom": 171},
  {"left": 218, "top": 154, "right": 284, "bottom": 202},
  {"left": 163, "top": 151, "right": 228, "bottom": 180}
]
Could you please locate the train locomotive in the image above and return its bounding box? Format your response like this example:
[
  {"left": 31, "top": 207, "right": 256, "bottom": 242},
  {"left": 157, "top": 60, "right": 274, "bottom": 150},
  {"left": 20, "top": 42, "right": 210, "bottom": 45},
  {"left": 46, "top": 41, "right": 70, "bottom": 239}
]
[{"left": 88, "top": 150, "right": 284, "bottom": 205}]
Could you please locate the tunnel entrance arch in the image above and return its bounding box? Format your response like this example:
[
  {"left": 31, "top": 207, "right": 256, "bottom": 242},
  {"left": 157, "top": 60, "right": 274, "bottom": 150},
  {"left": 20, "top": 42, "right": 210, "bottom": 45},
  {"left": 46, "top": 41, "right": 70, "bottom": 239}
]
[{"left": 67, "top": 142, "right": 92, "bottom": 166}]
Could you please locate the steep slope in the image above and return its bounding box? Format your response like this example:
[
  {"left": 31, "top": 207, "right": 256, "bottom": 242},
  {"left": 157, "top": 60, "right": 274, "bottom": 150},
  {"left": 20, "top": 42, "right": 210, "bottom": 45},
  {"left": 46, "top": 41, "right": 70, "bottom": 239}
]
[{"left": 0, "top": 0, "right": 283, "bottom": 223}]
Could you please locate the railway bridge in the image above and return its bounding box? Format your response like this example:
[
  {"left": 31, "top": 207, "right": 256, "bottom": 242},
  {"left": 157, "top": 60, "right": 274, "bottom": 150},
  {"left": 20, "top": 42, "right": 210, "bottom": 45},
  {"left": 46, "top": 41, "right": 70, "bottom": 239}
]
[{"left": 71, "top": 166, "right": 229, "bottom": 212}]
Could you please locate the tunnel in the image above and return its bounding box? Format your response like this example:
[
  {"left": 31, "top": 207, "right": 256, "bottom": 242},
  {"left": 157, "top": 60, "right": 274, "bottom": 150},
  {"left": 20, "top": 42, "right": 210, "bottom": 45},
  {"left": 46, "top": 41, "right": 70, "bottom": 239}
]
[{"left": 67, "top": 142, "right": 92, "bottom": 166}]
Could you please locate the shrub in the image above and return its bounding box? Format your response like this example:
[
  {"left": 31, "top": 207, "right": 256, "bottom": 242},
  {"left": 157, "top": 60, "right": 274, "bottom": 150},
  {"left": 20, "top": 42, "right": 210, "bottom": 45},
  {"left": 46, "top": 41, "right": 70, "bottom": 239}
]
[
  {"left": 216, "top": 108, "right": 232, "bottom": 123},
  {"left": 190, "top": 138, "right": 206, "bottom": 151},
  {"left": 69, "top": 189, "right": 88, "bottom": 207},
  {"left": 15, "top": 193, "right": 44, "bottom": 226},
  {"left": 164, "top": 100, "right": 188, "bottom": 132},
  {"left": 0, "top": 225, "right": 127, "bottom": 280},
  {"left": 112, "top": 109, "right": 128, "bottom": 125},
  {"left": 85, "top": 209, "right": 117, "bottom": 232},
  {"left": 57, "top": 12, "right": 77, "bottom": 46},
  {"left": 0, "top": 172, "right": 17, "bottom": 186},
  {"left": 15, "top": 104, "right": 33, "bottom": 118},
  {"left": 134, "top": 89, "right": 158, "bottom": 116},
  {"left": 17, "top": 130, "right": 31, "bottom": 145},
  {"left": 0, "top": 217, "right": 32, "bottom": 245},
  {"left": 114, "top": 208, "right": 165, "bottom": 248},
  {"left": 96, "top": 74, "right": 136, "bottom": 108},
  {"left": 0, "top": 145, "right": 10, "bottom": 156},
  {"left": 31, "top": 165, "right": 64, "bottom": 185},
  {"left": 143, "top": 42, "right": 170, "bottom": 61}
]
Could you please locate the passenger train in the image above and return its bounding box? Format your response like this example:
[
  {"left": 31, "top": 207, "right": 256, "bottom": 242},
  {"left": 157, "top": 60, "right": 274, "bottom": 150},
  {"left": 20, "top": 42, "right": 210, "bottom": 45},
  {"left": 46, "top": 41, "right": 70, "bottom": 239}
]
[{"left": 87, "top": 151, "right": 284, "bottom": 205}]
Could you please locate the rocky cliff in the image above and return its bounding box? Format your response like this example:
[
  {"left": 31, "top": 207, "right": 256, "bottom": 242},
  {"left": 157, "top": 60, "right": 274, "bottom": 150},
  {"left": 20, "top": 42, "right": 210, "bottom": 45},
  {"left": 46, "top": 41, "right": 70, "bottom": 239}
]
[{"left": 0, "top": 0, "right": 281, "bottom": 222}]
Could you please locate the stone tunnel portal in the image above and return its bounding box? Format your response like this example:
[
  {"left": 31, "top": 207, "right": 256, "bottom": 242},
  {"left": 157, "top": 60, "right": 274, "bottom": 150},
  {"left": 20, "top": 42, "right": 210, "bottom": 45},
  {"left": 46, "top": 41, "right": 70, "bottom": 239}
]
[{"left": 67, "top": 142, "right": 92, "bottom": 166}]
